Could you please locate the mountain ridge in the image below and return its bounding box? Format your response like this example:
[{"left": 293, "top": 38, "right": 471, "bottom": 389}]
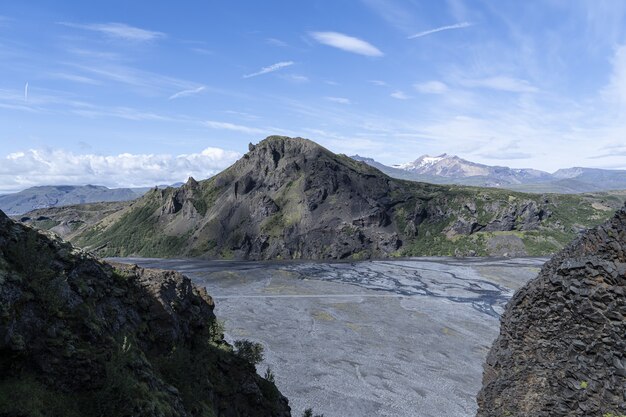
[
  {"left": 24, "top": 136, "right": 624, "bottom": 260},
  {"left": 351, "top": 154, "right": 626, "bottom": 193}
]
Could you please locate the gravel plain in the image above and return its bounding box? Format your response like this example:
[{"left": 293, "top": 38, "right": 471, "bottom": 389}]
[{"left": 113, "top": 257, "right": 545, "bottom": 417}]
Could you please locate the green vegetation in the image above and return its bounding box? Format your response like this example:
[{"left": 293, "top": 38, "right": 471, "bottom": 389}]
[
  {"left": 234, "top": 339, "right": 265, "bottom": 366},
  {"left": 302, "top": 408, "right": 325, "bottom": 417},
  {"left": 264, "top": 367, "right": 275, "bottom": 383}
]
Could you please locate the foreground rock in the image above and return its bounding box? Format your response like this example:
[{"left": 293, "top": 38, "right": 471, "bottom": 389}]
[
  {"left": 477, "top": 203, "right": 626, "bottom": 416},
  {"left": 0, "top": 209, "right": 290, "bottom": 417}
]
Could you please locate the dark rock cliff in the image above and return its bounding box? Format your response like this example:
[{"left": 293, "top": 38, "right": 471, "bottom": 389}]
[
  {"left": 0, "top": 209, "right": 290, "bottom": 417},
  {"left": 476, "top": 203, "right": 626, "bottom": 416}
]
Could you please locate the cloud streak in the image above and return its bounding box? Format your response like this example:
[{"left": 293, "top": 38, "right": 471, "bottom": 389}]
[
  {"left": 460, "top": 76, "right": 538, "bottom": 93},
  {"left": 310, "top": 32, "right": 383, "bottom": 56},
  {"left": 408, "top": 22, "right": 473, "bottom": 39},
  {"left": 203, "top": 120, "right": 265, "bottom": 134},
  {"left": 168, "top": 86, "right": 206, "bottom": 100},
  {"left": 414, "top": 81, "right": 448, "bottom": 94},
  {"left": 0, "top": 147, "right": 241, "bottom": 192},
  {"left": 390, "top": 91, "right": 410, "bottom": 100},
  {"left": 325, "top": 96, "right": 351, "bottom": 104},
  {"left": 243, "top": 61, "right": 294, "bottom": 78},
  {"left": 58, "top": 22, "right": 166, "bottom": 42}
]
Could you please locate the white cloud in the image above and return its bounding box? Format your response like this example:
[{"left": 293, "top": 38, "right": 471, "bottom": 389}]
[
  {"left": 243, "top": 61, "right": 294, "bottom": 78},
  {"left": 414, "top": 81, "right": 449, "bottom": 94},
  {"left": 390, "top": 91, "right": 410, "bottom": 100},
  {"left": 460, "top": 76, "right": 538, "bottom": 93},
  {"left": 325, "top": 96, "right": 351, "bottom": 104},
  {"left": 310, "top": 31, "right": 383, "bottom": 57},
  {"left": 203, "top": 120, "right": 265, "bottom": 134},
  {"left": 58, "top": 22, "right": 165, "bottom": 42},
  {"left": 369, "top": 80, "right": 388, "bottom": 86},
  {"left": 0, "top": 147, "right": 241, "bottom": 192},
  {"left": 168, "top": 86, "right": 206, "bottom": 100},
  {"left": 408, "top": 22, "right": 473, "bottom": 39},
  {"left": 603, "top": 44, "right": 626, "bottom": 105}
]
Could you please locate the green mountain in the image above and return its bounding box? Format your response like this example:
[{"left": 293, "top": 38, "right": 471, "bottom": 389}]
[
  {"left": 0, "top": 208, "right": 291, "bottom": 416},
  {"left": 27, "top": 136, "right": 626, "bottom": 259}
]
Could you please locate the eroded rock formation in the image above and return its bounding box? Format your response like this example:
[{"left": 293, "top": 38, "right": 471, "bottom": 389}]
[{"left": 477, "top": 203, "right": 626, "bottom": 416}]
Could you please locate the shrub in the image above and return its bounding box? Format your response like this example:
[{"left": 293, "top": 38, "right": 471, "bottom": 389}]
[
  {"left": 263, "top": 367, "right": 275, "bottom": 383},
  {"left": 233, "top": 340, "right": 264, "bottom": 365}
]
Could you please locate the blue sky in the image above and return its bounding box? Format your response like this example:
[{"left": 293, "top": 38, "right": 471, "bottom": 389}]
[{"left": 1, "top": 0, "right": 626, "bottom": 191}]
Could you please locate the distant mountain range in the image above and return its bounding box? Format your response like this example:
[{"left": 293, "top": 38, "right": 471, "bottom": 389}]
[
  {"left": 351, "top": 154, "right": 626, "bottom": 193},
  {"left": 0, "top": 183, "right": 183, "bottom": 215}
]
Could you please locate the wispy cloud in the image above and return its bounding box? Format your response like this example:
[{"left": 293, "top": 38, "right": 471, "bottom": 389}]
[
  {"left": 460, "top": 76, "right": 538, "bottom": 93},
  {"left": 369, "top": 80, "right": 388, "bottom": 86},
  {"left": 408, "top": 22, "right": 473, "bottom": 39},
  {"left": 282, "top": 74, "right": 309, "bottom": 83},
  {"left": 189, "top": 47, "right": 213, "bottom": 55},
  {"left": 414, "top": 81, "right": 449, "bottom": 94},
  {"left": 168, "top": 86, "right": 206, "bottom": 100},
  {"left": 0, "top": 147, "right": 240, "bottom": 192},
  {"left": 390, "top": 91, "right": 410, "bottom": 100},
  {"left": 325, "top": 96, "right": 351, "bottom": 104},
  {"left": 70, "top": 63, "right": 198, "bottom": 94},
  {"left": 266, "top": 38, "right": 288, "bottom": 47},
  {"left": 243, "top": 61, "right": 294, "bottom": 78},
  {"left": 603, "top": 44, "right": 626, "bottom": 105},
  {"left": 310, "top": 32, "right": 383, "bottom": 57},
  {"left": 58, "top": 22, "right": 166, "bottom": 42},
  {"left": 203, "top": 120, "right": 265, "bottom": 134},
  {"left": 49, "top": 73, "right": 101, "bottom": 85}
]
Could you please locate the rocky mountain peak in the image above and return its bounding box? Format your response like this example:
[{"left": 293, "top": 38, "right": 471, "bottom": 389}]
[{"left": 477, "top": 202, "right": 626, "bottom": 416}]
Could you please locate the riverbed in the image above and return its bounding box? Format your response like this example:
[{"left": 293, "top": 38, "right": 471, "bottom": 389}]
[{"left": 112, "top": 257, "right": 545, "bottom": 417}]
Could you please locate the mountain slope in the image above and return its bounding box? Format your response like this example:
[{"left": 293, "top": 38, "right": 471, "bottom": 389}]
[
  {"left": 0, "top": 184, "right": 145, "bottom": 215},
  {"left": 0, "top": 209, "right": 290, "bottom": 416},
  {"left": 477, "top": 202, "right": 626, "bottom": 416},
  {"left": 62, "top": 136, "right": 624, "bottom": 260}
]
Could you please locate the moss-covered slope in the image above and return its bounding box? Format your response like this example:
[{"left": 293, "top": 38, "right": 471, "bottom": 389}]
[
  {"left": 0, "top": 209, "right": 290, "bottom": 417},
  {"left": 31, "top": 136, "right": 626, "bottom": 260}
]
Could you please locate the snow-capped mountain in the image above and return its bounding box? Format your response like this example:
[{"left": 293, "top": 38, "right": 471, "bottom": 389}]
[{"left": 350, "top": 154, "right": 626, "bottom": 193}]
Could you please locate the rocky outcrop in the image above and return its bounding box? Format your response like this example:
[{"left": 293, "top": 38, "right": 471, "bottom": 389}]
[
  {"left": 477, "top": 203, "right": 626, "bottom": 416},
  {"left": 0, "top": 209, "right": 290, "bottom": 417}
]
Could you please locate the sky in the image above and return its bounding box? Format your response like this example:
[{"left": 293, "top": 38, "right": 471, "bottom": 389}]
[{"left": 1, "top": 0, "right": 626, "bottom": 192}]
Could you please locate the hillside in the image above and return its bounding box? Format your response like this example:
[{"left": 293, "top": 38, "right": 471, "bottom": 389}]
[
  {"left": 0, "top": 184, "right": 145, "bottom": 215},
  {"left": 352, "top": 155, "right": 626, "bottom": 193},
  {"left": 0, "top": 209, "right": 291, "bottom": 416},
  {"left": 18, "top": 200, "right": 133, "bottom": 241},
  {"left": 477, "top": 202, "right": 626, "bottom": 416}
]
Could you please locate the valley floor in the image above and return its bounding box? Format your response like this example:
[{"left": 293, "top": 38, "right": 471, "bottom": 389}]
[{"left": 112, "top": 257, "right": 545, "bottom": 417}]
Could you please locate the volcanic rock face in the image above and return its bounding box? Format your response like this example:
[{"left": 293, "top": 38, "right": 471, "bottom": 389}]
[
  {"left": 477, "top": 203, "right": 626, "bottom": 416},
  {"left": 0, "top": 209, "right": 290, "bottom": 417}
]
